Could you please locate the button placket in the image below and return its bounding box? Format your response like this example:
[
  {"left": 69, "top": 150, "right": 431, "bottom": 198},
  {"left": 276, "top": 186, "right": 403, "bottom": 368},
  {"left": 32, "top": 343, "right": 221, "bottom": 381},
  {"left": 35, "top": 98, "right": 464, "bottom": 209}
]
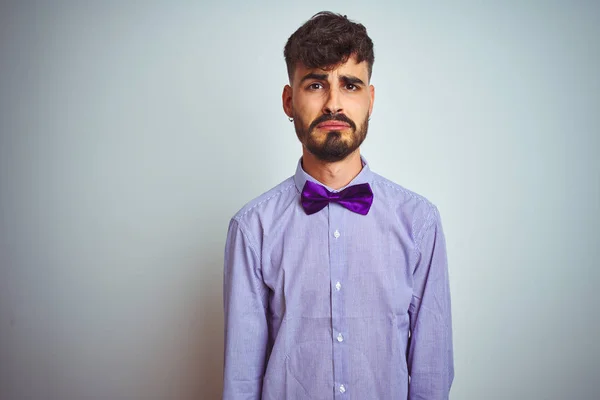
[{"left": 329, "top": 203, "right": 347, "bottom": 395}]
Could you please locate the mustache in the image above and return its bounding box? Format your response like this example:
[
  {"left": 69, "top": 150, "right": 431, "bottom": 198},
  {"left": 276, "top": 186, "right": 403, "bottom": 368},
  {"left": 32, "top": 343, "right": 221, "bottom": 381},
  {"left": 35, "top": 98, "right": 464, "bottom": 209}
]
[{"left": 308, "top": 113, "right": 357, "bottom": 132}]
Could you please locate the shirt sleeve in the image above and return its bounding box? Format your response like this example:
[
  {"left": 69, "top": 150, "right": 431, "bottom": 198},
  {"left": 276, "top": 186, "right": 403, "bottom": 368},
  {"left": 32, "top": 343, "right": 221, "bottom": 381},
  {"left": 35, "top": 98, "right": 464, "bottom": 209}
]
[
  {"left": 222, "top": 218, "right": 269, "bottom": 400},
  {"left": 407, "top": 206, "right": 454, "bottom": 400}
]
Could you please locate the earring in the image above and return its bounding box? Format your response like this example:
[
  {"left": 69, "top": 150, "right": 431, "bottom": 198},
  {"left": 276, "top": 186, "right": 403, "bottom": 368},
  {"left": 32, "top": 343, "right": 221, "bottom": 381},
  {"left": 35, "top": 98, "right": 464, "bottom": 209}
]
[{"left": 288, "top": 117, "right": 294, "bottom": 122}]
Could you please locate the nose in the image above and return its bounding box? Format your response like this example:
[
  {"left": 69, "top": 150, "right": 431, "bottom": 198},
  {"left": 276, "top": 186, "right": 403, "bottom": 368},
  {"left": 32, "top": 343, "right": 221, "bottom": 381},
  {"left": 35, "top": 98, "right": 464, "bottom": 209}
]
[{"left": 323, "top": 87, "right": 343, "bottom": 115}]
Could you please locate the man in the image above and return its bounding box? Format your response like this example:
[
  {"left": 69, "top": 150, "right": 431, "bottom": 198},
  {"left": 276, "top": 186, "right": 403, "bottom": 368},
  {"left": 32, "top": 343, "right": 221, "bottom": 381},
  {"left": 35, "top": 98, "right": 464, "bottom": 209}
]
[{"left": 223, "top": 11, "right": 453, "bottom": 399}]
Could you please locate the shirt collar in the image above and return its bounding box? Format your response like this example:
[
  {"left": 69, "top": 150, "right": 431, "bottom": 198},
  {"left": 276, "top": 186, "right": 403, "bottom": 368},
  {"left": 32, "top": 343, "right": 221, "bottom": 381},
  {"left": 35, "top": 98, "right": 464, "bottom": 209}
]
[{"left": 293, "top": 155, "right": 373, "bottom": 193}]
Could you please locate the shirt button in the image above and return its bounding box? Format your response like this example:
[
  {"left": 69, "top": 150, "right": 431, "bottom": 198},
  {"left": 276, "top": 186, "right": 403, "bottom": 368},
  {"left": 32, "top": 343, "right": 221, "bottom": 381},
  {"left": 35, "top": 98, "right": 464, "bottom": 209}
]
[
  {"left": 339, "top": 384, "right": 346, "bottom": 394},
  {"left": 335, "top": 281, "right": 341, "bottom": 291},
  {"left": 337, "top": 333, "right": 344, "bottom": 342},
  {"left": 333, "top": 230, "right": 340, "bottom": 238}
]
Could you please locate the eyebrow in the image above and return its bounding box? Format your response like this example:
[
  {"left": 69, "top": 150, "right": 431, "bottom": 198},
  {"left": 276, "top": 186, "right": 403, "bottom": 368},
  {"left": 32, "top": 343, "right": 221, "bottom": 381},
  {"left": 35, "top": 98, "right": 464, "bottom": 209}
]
[
  {"left": 299, "top": 72, "right": 329, "bottom": 84},
  {"left": 299, "top": 72, "right": 366, "bottom": 86},
  {"left": 340, "top": 75, "right": 365, "bottom": 86}
]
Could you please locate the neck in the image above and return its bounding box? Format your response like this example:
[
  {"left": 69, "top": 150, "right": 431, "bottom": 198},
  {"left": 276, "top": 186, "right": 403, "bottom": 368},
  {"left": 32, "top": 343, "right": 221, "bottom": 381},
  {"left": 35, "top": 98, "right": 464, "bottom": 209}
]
[{"left": 301, "top": 148, "right": 363, "bottom": 190}]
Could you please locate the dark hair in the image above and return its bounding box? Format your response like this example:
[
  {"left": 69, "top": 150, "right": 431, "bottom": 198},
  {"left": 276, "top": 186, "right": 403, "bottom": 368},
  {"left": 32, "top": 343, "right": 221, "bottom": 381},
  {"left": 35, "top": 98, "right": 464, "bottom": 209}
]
[{"left": 284, "top": 11, "right": 375, "bottom": 82}]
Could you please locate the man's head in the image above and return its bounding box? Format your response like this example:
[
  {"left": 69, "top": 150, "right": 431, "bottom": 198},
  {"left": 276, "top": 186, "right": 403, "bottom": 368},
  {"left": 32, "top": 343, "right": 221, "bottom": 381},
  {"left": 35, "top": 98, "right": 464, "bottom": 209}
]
[{"left": 282, "top": 12, "right": 375, "bottom": 163}]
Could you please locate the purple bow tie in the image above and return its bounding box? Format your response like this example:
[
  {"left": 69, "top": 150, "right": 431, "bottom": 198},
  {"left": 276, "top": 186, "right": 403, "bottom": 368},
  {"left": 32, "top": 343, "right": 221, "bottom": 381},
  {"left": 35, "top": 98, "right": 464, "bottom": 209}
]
[{"left": 301, "top": 180, "right": 374, "bottom": 216}]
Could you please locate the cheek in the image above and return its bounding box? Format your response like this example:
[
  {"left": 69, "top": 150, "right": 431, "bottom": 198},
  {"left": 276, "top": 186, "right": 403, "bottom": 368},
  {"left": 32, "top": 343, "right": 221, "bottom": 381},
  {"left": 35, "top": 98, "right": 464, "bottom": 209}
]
[
  {"left": 347, "top": 94, "right": 371, "bottom": 110},
  {"left": 294, "top": 106, "right": 322, "bottom": 126},
  {"left": 293, "top": 92, "right": 324, "bottom": 114},
  {"left": 344, "top": 98, "right": 371, "bottom": 121}
]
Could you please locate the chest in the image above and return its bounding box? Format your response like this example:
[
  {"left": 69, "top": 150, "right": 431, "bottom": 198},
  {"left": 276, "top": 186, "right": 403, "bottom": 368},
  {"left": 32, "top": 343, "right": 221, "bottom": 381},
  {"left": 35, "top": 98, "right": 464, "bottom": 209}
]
[{"left": 260, "top": 203, "right": 415, "bottom": 318}]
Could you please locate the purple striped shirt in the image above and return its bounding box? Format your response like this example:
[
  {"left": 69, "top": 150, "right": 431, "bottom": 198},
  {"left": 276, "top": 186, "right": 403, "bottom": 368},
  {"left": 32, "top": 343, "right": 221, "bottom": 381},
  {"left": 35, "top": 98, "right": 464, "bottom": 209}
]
[{"left": 223, "top": 157, "right": 454, "bottom": 399}]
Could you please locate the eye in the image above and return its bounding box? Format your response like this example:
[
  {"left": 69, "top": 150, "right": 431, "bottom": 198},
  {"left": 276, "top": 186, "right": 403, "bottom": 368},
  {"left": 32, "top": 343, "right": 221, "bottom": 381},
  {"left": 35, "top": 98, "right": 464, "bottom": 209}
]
[
  {"left": 345, "top": 83, "right": 358, "bottom": 91},
  {"left": 308, "top": 82, "right": 324, "bottom": 90}
]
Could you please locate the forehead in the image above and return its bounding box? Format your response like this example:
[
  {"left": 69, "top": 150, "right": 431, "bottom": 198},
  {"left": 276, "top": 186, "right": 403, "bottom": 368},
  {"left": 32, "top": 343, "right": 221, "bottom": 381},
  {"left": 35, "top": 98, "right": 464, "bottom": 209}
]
[{"left": 292, "top": 55, "right": 369, "bottom": 84}]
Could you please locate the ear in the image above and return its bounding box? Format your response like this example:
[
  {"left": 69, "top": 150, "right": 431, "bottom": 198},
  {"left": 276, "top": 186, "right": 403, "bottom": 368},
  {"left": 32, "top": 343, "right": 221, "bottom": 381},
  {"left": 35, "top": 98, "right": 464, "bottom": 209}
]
[
  {"left": 368, "top": 84, "right": 375, "bottom": 117},
  {"left": 282, "top": 84, "right": 293, "bottom": 118}
]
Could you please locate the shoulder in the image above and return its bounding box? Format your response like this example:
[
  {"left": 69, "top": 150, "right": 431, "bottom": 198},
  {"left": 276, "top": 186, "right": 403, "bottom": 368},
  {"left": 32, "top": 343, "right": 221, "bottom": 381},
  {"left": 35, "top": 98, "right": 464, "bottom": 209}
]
[
  {"left": 228, "top": 177, "right": 298, "bottom": 252},
  {"left": 371, "top": 172, "right": 437, "bottom": 211},
  {"left": 370, "top": 171, "right": 441, "bottom": 242},
  {"left": 231, "top": 176, "right": 298, "bottom": 225}
]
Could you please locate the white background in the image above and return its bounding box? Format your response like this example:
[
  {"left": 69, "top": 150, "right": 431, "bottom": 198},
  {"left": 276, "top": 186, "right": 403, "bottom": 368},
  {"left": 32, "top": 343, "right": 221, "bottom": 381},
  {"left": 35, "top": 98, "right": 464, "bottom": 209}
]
[{"left": 1, "top": 1, "right": 599, "bottom": 399}]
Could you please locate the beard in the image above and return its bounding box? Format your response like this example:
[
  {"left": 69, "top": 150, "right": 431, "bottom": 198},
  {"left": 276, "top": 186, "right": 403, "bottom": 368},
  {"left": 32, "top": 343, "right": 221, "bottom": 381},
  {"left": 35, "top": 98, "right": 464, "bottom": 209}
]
[{"left": 293, "top": 112, "right": 369, "bottom": 163}]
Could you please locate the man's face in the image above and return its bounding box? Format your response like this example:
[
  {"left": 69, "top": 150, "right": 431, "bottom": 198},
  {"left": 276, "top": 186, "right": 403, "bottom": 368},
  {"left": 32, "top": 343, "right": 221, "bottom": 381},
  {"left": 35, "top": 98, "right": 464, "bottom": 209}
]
[{"left": 283, "top": 55, "right": 375, "bottom": 162}]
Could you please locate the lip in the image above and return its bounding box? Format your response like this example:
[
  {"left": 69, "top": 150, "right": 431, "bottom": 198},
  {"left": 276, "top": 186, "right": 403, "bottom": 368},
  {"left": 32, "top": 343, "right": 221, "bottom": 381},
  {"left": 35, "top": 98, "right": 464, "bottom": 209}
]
[{"left": 317, "top": 122, "right": 350, "bottom": 129}]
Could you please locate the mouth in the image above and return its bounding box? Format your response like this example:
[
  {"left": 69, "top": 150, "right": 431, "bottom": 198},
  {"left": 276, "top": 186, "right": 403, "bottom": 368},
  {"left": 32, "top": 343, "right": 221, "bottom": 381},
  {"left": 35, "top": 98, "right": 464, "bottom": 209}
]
[{"left": 316, "top": 122, "right": 351, "bottom": 130}]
